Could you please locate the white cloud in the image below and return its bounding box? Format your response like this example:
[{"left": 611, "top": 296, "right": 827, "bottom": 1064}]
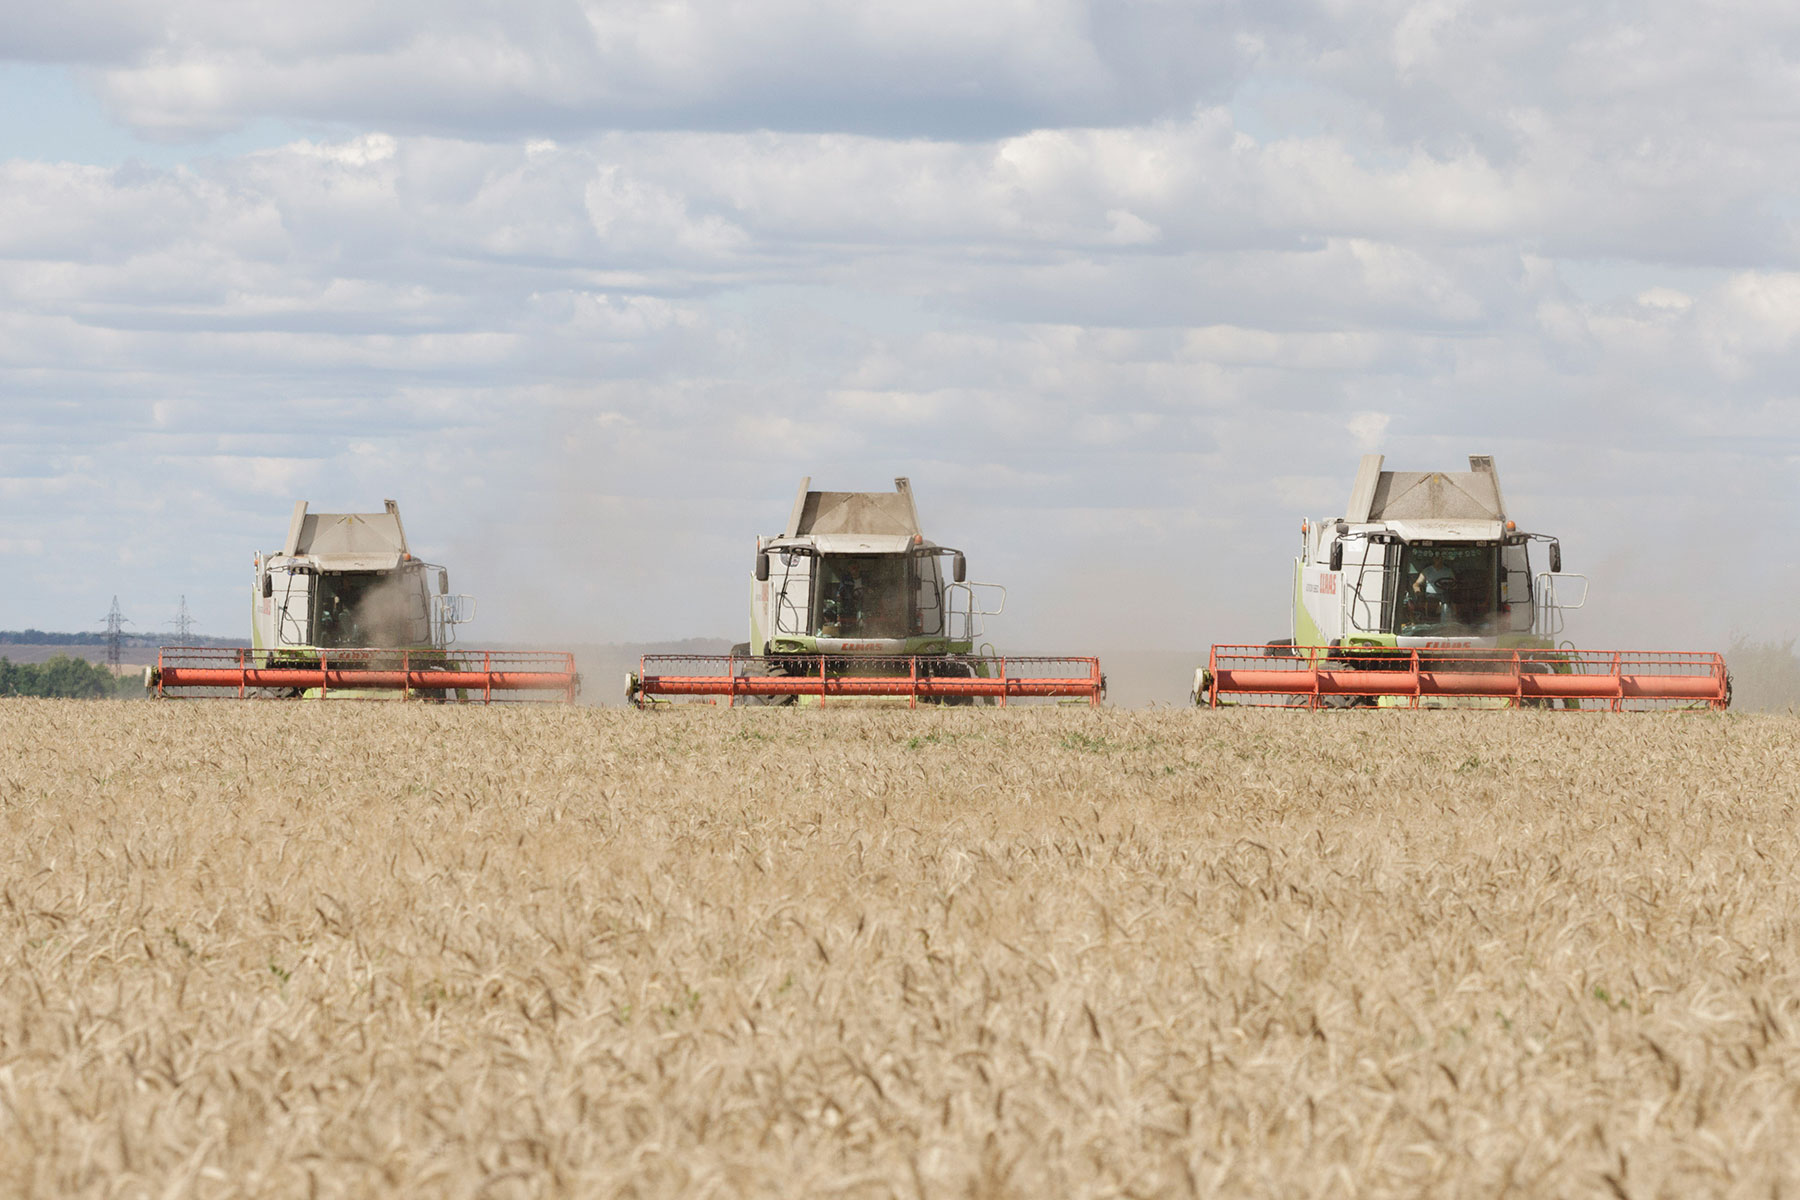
[
  {"left": 286, "top": 132, "right": 396, "bottom": 165},
  {"left": 20, "top": 1, "right": 1253, "bottom": 141},
  {"left": 1347, "top": 411, "right": 1391, "bottom": 450},
  {"left": 1636, "top": 287, "right": 1692, "bottom": 312},
  {"left": 3, "top": 2, "right": 1799, "bottom": 659}
]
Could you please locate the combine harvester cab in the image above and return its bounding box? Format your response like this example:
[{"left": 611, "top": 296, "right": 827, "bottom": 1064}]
[
  {"left": 1195, "top": 455, "right": 1728, "bottom": 711},
  {"left": 629, "top": 477, "right": 1105, "bottom": 706},
  {"left": 148, "top": 500, "right": 579, "bottom": 702}
]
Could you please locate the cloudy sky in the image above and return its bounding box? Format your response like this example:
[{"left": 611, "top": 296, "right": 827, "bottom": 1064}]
[{"left": 3, "top": 0, "right": 1797, "bottom": 652}]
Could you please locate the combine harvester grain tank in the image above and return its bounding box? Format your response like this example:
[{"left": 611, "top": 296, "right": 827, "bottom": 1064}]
[
  {"left": 147, "top": 500, "right": 579, "bottom": 701},
  {"left": 1193, "top": 455, "right": 1729, "bottom": 710},
  {"left": 627, "top": 477, "right": 1105, "bottom": 706}
]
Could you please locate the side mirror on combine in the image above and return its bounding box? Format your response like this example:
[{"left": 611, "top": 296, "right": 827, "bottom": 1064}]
[
  {"left": 439, "top": 571, "right": 450, "bottom": 595},
  {"left": 953, "top": 552, "right": 966, "bottom": 583},
  {"left": 1329, "top": 540, "right": 1343, "bottom": 572},
  {"left": 1549, "top": 542, "right": 1562, "bottom": 573},
  {"left": 755, "top": 551, "right": 770, "bottom": 582},
  {"left": 262, "top": 574, "right": 273, "bottom": 599}
]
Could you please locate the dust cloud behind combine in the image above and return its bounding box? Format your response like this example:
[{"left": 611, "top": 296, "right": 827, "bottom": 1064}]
[
  {"left": 1724, "top": 638, "right": 1800, "bottom": 712},
  {"left": 4, "top": 701, "right": 1798, "bottom": 1196}
]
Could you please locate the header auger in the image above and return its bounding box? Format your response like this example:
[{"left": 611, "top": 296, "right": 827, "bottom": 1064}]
[
  {"left": 628, "top": 477, "right": 1105, "bottom": 706},
  {"left": 1193, "top": 455, "right": 1729, "bottom": 711},
  {"left": 147, "top": 500, "right": 579, "bottom": 702}
]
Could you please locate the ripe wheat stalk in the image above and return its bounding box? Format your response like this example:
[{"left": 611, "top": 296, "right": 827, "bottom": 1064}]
[{"left": 1, "top": 700, "right": 1796, "bottom": 1197}]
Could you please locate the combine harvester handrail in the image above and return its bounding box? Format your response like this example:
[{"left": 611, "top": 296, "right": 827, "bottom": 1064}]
[
  {"left": 148, "top": 646, "right": 581, "bottom": 703},
  {"left": 1201, "top": 645, "right": 1729, "bottom": 711},
  {"left": 630, "top": 654, "right": 1105, "bottom": 708}
]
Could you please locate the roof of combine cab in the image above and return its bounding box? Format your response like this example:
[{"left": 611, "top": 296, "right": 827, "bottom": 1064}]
[
  {"left": 775, "top": 477, "right": 930, "bottom": 552},
  {"left": 276, "top": 499, "right": 412, "bottom": 570}
]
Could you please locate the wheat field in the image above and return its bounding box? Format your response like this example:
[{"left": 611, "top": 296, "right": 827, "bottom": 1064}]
[{"left": 1, "top": 700, "right": 1797, "bottom": 1198}]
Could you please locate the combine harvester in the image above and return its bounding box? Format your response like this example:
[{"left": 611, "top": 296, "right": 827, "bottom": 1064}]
[
  {"left": 148, "top": 500, "right": 579, "bottom": 702},
  {"left": 628, "top": 477, "right": 1104, "bottom": 706},
  {"left": 1194, "top": 455, "right": 1728, "bottom": 711}
]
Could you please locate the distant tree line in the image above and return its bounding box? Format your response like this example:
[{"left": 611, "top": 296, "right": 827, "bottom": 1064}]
[
  {"left": 0, "top": 630, "right": 245, "bottom": 648},
  {"left": 0, "top": 655, "right": 126, "bottom": 698},
  {"left": 0, "top": 629, "right": 155, "bottom": 646}
]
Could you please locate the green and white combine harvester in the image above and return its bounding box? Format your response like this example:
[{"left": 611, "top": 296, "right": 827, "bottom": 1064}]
[
  {"left": 1193, "top": 455, "right": 1729, "bottom": 710},
  {"left": 146, "top": 500, "right": 579, "bottom": 702},
  {"left": 628, "top": 478, "right": 1105, "bottom": 706}
]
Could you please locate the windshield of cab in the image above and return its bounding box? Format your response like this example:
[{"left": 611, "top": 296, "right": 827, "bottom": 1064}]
[
  {"left": 314, "top": 570, "right": 430, "bottom": 647},
  {"left": 1395, "top": 542, "right": 1502, "bottom": 636},
  {"left": 814, "top": 554, "right": 917, "bottom": 638}
]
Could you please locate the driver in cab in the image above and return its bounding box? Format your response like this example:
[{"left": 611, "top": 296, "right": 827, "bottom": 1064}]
[
  {"left": 1412, "top": 553, "right": 1454, "bottom": 599},
  {"left": 318, "top": 591, "right": 362, "bottom": 646},
  {"left": 1405, "top": 553, "right": 1456, "bottom": 626},
  {"left": 821, "top": 563, "right": 866, "bottom": 636}
]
